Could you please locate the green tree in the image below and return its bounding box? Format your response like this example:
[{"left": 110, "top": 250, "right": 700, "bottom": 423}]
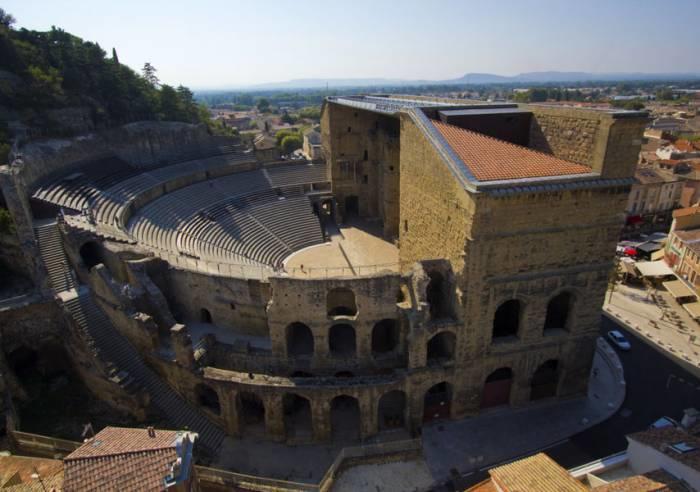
[
  {"left": 256, "top": 98, "right": 270, "bottom": 112},
  {"left": 0, "top": 207, "right": 14, "bottom": 235},
  {"left": 142, "top": 62, "right": 159, "bottom": 87},
  {"left": 159, "top": 84, "right": 183, "bottom": 120},
  {"left": 280, "top": 110, "right": 295, "bottom": 124},
  {"left": 0, "top": 8, "right": 15, "bottom": 28},
  {"left": 280, "top": 134, "right": 303, "bottom": 154}
]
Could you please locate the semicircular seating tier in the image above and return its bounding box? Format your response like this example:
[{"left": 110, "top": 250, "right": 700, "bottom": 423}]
[{"left": 127, "top": 163, "right": 327, "bottom": 269}]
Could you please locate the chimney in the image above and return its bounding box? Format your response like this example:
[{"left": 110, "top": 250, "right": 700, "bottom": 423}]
[
  {"left": 147, "top": 426, "right": 156, "bottom": 438},
  {"left": 681, "top": 408, "right": 699, "bottom": 429}
]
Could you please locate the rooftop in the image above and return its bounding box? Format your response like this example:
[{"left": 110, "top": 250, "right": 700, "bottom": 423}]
[
  {"left": 592, "top": 469, "right": 692, "bottom": 491},
  {"left": 673, "top": 206, "right": 700, "bottom": 219},
  {"left": 64, "top": 427, "right": 196, "bottom": 491},
  {"left": 431, "top": 120, "right": 593, "bottom": 182},
  {"left": 489, "top": 453, "right": 588, "bottom": 492},
  {"left": 627, "top": 424, "right": 700, "bottom": 474}
]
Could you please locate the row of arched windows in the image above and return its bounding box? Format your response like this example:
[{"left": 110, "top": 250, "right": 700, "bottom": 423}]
[
  {"left": 286, "top": 319, "right": 399, "bottom": 358},
  {"left": 194, "top": 359, "right": 561, "bottom": 439},
  {"left": 493, "top": 292, "right": 574, "bottom": 340}
]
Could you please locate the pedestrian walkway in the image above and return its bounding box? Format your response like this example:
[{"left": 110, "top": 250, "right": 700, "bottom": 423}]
[
  {"left": 604, "top": 283, "right": 700, "bottom": 377},
  {"left": 422, "top": 340, "right": 625, "bottom": 481}
]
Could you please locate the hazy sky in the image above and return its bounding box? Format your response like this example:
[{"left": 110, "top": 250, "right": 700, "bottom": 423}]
[{"left": 5, "top": 0, "right": 700, "bottom": 89}]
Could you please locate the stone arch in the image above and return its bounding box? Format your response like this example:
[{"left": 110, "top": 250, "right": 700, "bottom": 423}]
[
  {"left": 426, "top": 331, "right": 456, "bottom": 364},
  {"left": 286, "top": 322, "right": 314, "bottom": 357},
  {"left": 327, "top": 288, "right": 357, "bottom": 317},
  {"left": 530, "top": 359, "right": 559, "bottom": 401},
  {"left": 79, "top": 241, "right": 102, "bottom": 270},
  {"left": 194, "top": 383, "right": 221, "bottom": 415},
  {"left": 329, "top": 324, "right": 356, "bottom": 356},
  {"left": 200, "top": 308, "right": 213, "bottom": 324},
  {"left": 544, "top": 292, "right": 573, "bottom": 333},
  {"left": 378, "top": 390, "right": 407, "bottom": 431},
  {"left": 423, "top": 382, "right": 452, "bottom": 423},
  {"left": 283, "top": 393, "right": 312, "bottom": 440},
  {"left": 372, "top": 319, "right": 399, "bottom": 355},
  {"left": 331, "top": 395, "right": 361, "bottom": 441},
  {"left": 237, "top": 391, "right": 266, "bottom": 436},
  {"left": 481, "top": 367, "right": 514, "bottom": 409},
  {"left": 493, "top": 299, "right": 521, "bottom": 339},
  {"left": 426, "top": 271, "right": 451, "bottom": 320}
]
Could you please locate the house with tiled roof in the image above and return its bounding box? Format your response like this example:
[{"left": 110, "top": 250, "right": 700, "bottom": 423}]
[
  {"left": 62, "top": 426, "right": 198, "bottom": 492},
  {"left": 657, "top": 140, "right": 700, "bottom": 160}
]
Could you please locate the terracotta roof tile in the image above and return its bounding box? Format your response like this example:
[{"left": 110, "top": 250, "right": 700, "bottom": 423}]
[
  {"left": 673, "top": 206, "right": 700, "bottom": 218},
  {"left": 66, "top": 427, "right": 179, "bottom": 459},
  {"left": 592, "top": 469, "right": 691, "bottom": 492},
  {"left": 431, "top": 120, "right": 593, "bottom": 182},
  {"left": 489, "top": 453, "right": 588, "bottom": 492},
  {"left": 0, "top": 455, "right": 64, "bottom": 490},
  {"left": 63, "top": 427, "right": 190, "bottom": 491}
]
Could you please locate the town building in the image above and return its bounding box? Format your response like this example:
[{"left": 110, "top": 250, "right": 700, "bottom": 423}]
[
  {"left": 302, "top": 130, "right": 323, "bottom": 161},
  {"left": 657, "top": 139, "right": 700, "bottom": 160},
  {"left": 665, "top": 206, "right": 700, "bottom": 290},
  {"left": 625, "top": 167, "right": 683, "bottom": 232},
  {"left": 63, "top": 427, "right": 199, "bottom": 491}
]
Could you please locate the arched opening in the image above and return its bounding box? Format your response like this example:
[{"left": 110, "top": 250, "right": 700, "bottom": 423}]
[
  {"left": 530, "top": 360, "right": 559, "bottom": 401},
  {"left": 283, "top": 393, "right": 312, "bottom": 440},
  {"left": 200, "top": 308, "right": 213, "bottom": 324},
  {"left": 481, "top": 367, "right": 513, "bottom": 409},
  {"left": 329, "top": 324, "right": 356, "bottom": 356},
  {"left": 426, "top": 271, "right": 451, "bottom": 320},
  {"left": 290, "top": 371, "right": 314, "bottom": 378},
  {"left": 378, "top": 390, "right": 406, "bottom": 431},
  {"left": 423, "top": 382, "right": 452, "bottom": 423},
  {"left": 372, "top": 319, "right": 399, "bottom": 355},
  {"left": 195, "top": 384, "right": 221, "bottom": 415},
  {"left": 6, "top": 346, "right": 39, "bottom": 380},
  {"left": 334, "top": 371, "right": 354, "bottom": 378},
  {"left": 426, "top": 331, "right": 456, "bottom": 364},
  {"left": 331, "top": 395, "right": 361, "bottom": 441},
  {"left": 544, "top": 293, "right": 573, "bottom": 333},
  {"left": 493, "top": 300, "right": 520, "bottom": 340},
  {"left": 237, "top": 391, "right": 266, "bottom": 436},
  {"left": 326, "top": 288, "right": 357, "bottom": 317},
  {"left": 286, "top": 322, "right": 314, "bottom": 357},
  {"left": 344, "top": 196, "right": 359, "bottom": 217},
  {"left": 79, "top": 241, "right": 102, "bottom": 270}
]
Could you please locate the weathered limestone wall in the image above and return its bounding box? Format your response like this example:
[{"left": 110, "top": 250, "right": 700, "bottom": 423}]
[
  {"left": 321, "top": 102, "right": 400, "bottom": 237},
  {"left": 266, "top": 274, "right": 403, "bottom": 369},
  {"left": 159, "top": 267, "right": 270, "bottom": 336},
  {"left": 526, "top": 105, "right": 648, "bottom": 178},
  {"left": 0, "top": 298, "right": 63, "bottom": 353},
  {"left": 397, "top": 114, "right": 474, "bottom": 273}
]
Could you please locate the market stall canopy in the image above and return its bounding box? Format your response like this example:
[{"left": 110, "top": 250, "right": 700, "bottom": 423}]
[
  {"left": 635, "top": 260, "right": 674, "bottom": 277},
  {"left": 662, "top": 279, "right": 696, "bottom": 299},
  {"left": 683, "top": 301, "right": 700, "bottom": 319}
]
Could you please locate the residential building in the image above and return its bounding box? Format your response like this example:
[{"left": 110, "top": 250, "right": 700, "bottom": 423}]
[
  {"left": 303, "top": 130, "right": 323, "bottom": 161},
  {"left": 62, "top": 426, "right": 199, "bottom": 491},
  {"left": 625, "top": 167, "right": 683, "bottom": 233},
  {"left": 657, "top": 140, "right": 700, "bottom": 160}
]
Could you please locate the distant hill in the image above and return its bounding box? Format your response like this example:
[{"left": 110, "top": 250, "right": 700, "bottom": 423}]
[{"left": 232, "top": 71, "right": 700, "bottom": 91}]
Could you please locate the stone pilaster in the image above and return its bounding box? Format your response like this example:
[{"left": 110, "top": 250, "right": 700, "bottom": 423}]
[{"left": 263, "top": 393, "right": 285, "bottom": 442}]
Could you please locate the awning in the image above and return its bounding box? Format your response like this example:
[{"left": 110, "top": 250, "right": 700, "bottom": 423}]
[
  {"left": 683, "top": 301, "right": 700, "bottom": 319},
  {"left": 635, "top": 261, "right": 674, "bottom": 277},
  {"left": 662, "top": 279, "right": 696, "bottom": 299}
]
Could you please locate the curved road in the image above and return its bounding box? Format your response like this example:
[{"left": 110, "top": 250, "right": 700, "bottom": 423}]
[{"left": 545, "top": 316, "right": 700, "bottom": 468}]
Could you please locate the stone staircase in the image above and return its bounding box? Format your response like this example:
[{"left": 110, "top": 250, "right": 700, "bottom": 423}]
[
  {"left": 63, "top": 292, "right": 226, "bottom": 454},
  {"left": 34, "top": 222, "right": 77, "bottom": 293}
]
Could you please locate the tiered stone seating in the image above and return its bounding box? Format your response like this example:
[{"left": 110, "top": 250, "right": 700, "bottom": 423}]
[
  {"left": 32, "top": 156, "right": 138, "bottom": 211},
  {"left": 265, "top": 162, "right": 327, "bottom": 188}
]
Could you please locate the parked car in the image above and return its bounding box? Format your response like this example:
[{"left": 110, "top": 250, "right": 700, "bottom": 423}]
[{"left": 607, "top": 330, "right": 631, "bottom": 351}]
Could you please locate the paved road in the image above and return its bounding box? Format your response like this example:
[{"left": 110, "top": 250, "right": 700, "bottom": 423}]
[{"left": 545, "top": 316, "right": 700, "bottom": 469}]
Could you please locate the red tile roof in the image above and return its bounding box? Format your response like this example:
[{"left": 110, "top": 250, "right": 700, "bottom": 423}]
[
  {"left": 673, "top": 206, "right": 700, "bottom": 218},
  {"left": 674, "top": 140, "right": 698, "bottom": 153},
  {"left": 64, "top": 427, "right": 187, "bottom": 491},
  {"left": 431, "top": 120, "right": 592, "bottom": 182},
  {"left": 627, "top": 425, "right": 700, "bottom": 474}
]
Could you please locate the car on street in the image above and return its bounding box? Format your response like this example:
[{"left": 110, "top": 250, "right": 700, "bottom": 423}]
[{"left": 607, "top": 330, "right": 631, "bottom": 351}]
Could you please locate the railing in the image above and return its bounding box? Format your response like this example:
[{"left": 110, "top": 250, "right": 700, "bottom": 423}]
[
  {"left": 195, "top": 466, "right": 318, "bottom": 492},
  {"left": 10, "top": 430, "right": 81, "bottom": 456}
]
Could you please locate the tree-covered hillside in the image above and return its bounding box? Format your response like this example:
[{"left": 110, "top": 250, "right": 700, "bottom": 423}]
[{"left": 0, "top": 8, "right": 226, "bottom": 164}]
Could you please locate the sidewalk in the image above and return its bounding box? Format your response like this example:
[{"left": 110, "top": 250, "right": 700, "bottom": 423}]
[
  {"left": 604, "top": 283, "right": 700, "bottom": 377},
  {"left": 421, "top": 339, "right": 625, "bottom": 480}
]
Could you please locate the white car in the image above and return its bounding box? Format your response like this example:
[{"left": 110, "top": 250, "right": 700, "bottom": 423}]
[{"left": 607, "top": 330, "right": 631, "bottom": 351}]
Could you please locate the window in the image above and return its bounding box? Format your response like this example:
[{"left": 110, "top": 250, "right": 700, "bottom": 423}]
[
  {"left": 363, "top": 149, "right": 368, "bottom": 161},
  {"left": 347, "top": 126, "right": 351, "bottom": 133},
  {"left": 404, "top": 220, "right": 408, "bottom": 232},
  {"left": 362, "top": 174, "right": 368, "bottom": 184}
]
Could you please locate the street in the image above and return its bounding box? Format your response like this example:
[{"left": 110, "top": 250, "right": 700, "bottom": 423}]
[{"left": 545, "top": 316, "right": 700, "bottom": 469}]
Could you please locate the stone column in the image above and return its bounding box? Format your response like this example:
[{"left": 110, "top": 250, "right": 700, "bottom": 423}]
[
  {"left": 408, "top": 385, "right": 424, "bottom": 435},
  {"left": 170, "top": 324, "right": 194, "bottom": 369},
  {"left": 221, "top": 390, "right": 240, "bottom": 436},
  {"left": 311, "top": 397, "right": 331, "bottom": 442},
  {"left": 355, "top": 322, "right": 372, "bottom": 361},
  {"left": 263, "top": 393, "right": 285, "bottom": 442},
  {"left": 360, "top": 394, "right": 378, "bottom": 440},
  {"left": 510, "top": 365, "right": 531, "bottom": 407}
]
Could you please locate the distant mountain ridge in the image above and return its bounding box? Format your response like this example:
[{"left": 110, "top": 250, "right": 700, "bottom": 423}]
[{"left": 221, "top": 71, "right": 700, "bottom": 91}]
